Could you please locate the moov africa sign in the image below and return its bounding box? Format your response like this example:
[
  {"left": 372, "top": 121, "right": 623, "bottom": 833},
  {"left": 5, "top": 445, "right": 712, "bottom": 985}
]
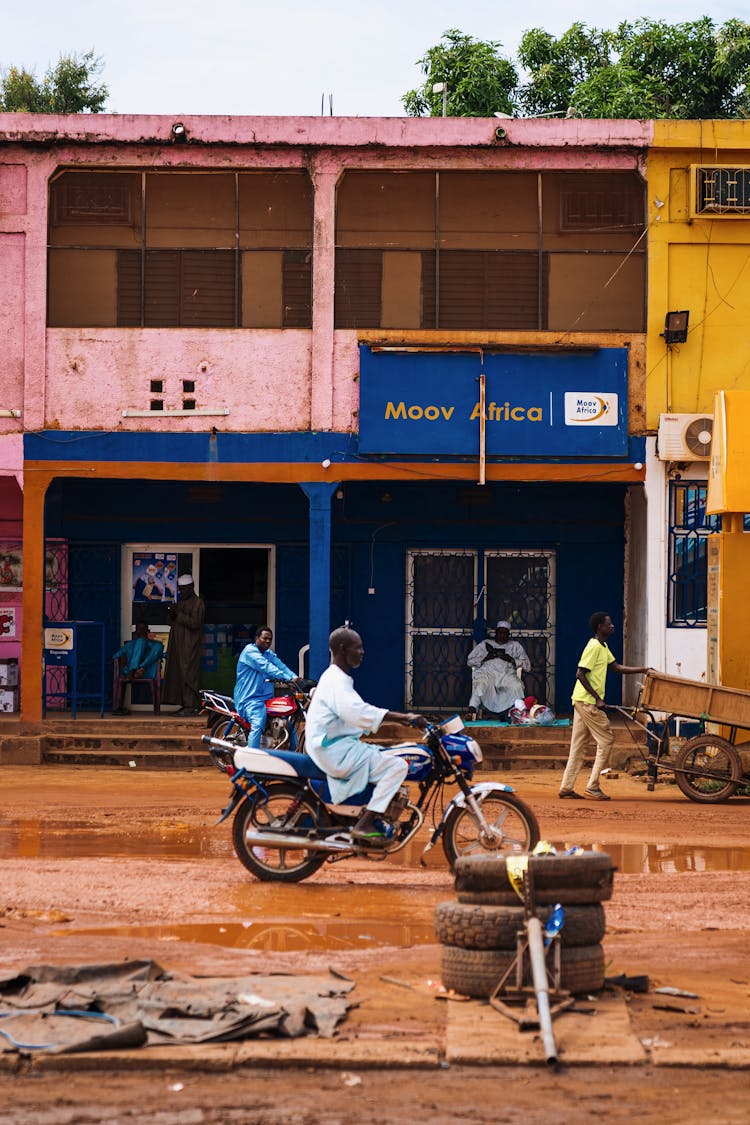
[{"left": 358, "top": 347, "right": 628, "bottom": 457}]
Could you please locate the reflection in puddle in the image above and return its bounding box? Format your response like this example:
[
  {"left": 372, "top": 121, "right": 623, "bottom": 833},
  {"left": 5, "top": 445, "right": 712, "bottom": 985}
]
[
  {"left": 2, "top": 819, "right": 750, "bottom": 874},
  {"left": 553, "top": 842, "right": 750, "bottom": 874},
  {"left": 0, "top": 819, "right": 233, "bottom": 860},
  {"left": 53, "top": 919, "right": 436, "bottom": 952}
]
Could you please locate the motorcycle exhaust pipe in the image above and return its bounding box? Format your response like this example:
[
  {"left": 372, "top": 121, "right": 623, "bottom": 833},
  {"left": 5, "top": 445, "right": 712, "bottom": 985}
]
[{"left": 241, "top": 829, "right": 354, "bottom": 854}]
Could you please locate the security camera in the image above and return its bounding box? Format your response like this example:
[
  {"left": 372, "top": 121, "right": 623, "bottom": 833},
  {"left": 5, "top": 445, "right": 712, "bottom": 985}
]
[{"left": 494, "top": 126, "right": 507, "bottom": 141}]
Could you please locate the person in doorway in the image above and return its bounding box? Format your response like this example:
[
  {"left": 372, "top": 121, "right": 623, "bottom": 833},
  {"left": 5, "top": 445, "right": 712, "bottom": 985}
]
[
  {"left": 112, "top": 622, "right": 164, "bottom": 715},
  {"left": 234, "top": 626, "right": 298, "bottom": 748},
  {"left": 305, "top": 626, "right": 427, "bottom": 846},
  {"left": 466, "top": 621, "right": 531, "bottom": 721},
  {"left": 559, "top": 611, "right": 650, "bottom": 801},
  {"left": 162, "top": 574, "right": 206, "bottom": 716}
]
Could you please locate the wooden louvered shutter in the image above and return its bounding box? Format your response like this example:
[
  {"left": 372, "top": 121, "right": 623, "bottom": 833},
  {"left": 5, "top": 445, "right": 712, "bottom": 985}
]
[
  {"left": 437, "top": 251, "right": 542, "bottom": 330},
  {"left": 334, "top": 249, "right": 382, "bottom": 328},
  {"left": 181, "top": 251, "right": 236, "bottom": 327},
  {"left": 144, "top": 250, "right": 180, "bottom": 326},
  {"left": 421, "top": 251, "right": 436, "bottom": 329},
  {"left": 117, "top": 250, "right": 142, "bottom": 326},
  {"left": 282, "top": 250, "right": 312, "bottom": 327}
]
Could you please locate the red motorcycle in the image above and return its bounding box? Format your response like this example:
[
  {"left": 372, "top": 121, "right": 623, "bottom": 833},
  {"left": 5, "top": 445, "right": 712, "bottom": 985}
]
[{"left": 200, "top": 680, "right": 315, "bottom": 753}]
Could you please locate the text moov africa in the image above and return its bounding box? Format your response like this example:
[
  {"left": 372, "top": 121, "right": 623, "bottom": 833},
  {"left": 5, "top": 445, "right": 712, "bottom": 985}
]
[{"left": 384, "top": 400, "right": 544, "bottom": 422}]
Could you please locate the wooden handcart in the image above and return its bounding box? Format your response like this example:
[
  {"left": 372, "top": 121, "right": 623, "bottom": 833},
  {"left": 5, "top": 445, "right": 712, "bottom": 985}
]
[{"left": 610, "top": 671, "right": 750, "bottom": 804}]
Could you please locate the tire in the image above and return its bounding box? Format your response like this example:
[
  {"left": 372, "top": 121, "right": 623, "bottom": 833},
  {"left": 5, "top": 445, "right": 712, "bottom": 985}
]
[
  {"left": 211, "top": 716, "right": 248, "bottom": 748},
  {"left": 674, "top": 735, "right": 741, "bottom": 803},
  {"left": 440, "top": 943, "right": 605, "bottom": 998},
  {"left": 434, "top": 901, "right": 606, "bottom": 949},
  {"left": 231, "top": 782, "right": 328, "bottom": 883},
  {"left": 454, "top": 852, "right": 615, "bottom": 905},
  {"left": 442, "top": 790, "right": 540, "bottom": 867}
]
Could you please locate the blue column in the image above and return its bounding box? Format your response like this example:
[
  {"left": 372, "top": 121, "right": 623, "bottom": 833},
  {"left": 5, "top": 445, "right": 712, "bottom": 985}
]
[{"left": 299, "top": 481, "right": 340, "bottom": 678}]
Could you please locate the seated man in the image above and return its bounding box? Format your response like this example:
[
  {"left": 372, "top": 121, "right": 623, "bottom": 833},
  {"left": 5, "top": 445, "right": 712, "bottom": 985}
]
[
  {"left": 234, "top": 625, "right": 297, "bottom": 748},
  {"left": 112, "top": 622, "right": 164, "bottom": 714},
  {"left": 304, "top": 626, "right": 427, "bottom": 846},
  {"left": 467, "top": 620, "right": 531, "bottom": 721}
]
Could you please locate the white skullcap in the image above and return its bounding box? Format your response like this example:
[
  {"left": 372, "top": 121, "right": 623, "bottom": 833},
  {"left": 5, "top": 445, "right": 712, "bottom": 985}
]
[
  {"left": 496, "top": 620, "right": 510, "bottom": 629},
  {"left": 177, "top": 574, "right": 194, "bottom": 586}
]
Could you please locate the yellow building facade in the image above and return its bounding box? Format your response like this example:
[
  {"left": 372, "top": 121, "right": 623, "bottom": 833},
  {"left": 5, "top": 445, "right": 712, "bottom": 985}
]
[{"left": 646, "top": 122, "right": 750, "bottom": 689}]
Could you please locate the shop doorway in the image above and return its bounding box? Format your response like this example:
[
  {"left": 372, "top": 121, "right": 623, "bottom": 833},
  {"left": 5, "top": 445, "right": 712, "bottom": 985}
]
[
  {"left": 405, "top": 548, "right": 556, "bottom": 711},
  {"left": 121, "top": 544, "right": 275, "bottom": 703}
]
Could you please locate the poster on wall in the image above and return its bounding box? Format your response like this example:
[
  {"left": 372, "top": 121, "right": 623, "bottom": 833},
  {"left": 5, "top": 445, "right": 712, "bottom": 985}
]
[
  {"left": 0, "top": 607, "right": 16, "bottom": 638},
  {"left": 0, "top": 544, "right": 22, "bottom": 589},
  {"left": 132, "top": 553, "right": 178, "bottom": 603}
]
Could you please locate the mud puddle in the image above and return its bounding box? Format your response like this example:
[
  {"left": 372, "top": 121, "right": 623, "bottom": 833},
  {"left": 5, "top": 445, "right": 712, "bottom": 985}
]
[
  {"left": 3, "top": 819, "right": 750, "bottom": 874},
  {"left": 51, "top": 917, "right": 436, "bottom": 951}
]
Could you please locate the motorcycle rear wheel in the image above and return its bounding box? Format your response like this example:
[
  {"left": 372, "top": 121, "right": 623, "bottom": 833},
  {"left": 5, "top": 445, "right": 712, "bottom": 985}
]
[
  {"left": 232, "top": 782, "right": 329, "bottom": 882},
  {"left": 442, "top": 790, "right": 540, "bottom": 868}
]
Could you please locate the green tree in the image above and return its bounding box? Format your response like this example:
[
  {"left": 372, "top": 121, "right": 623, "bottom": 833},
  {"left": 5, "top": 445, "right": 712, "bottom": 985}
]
[
  {"left": 402, "top": 29, "right": 517, "bottom": 117},
  {"left": 0, "top": 50, "right": 108, "bottom": 113},
  {"left": 518, "top": 19, "right": 750, "bottom": 119}
]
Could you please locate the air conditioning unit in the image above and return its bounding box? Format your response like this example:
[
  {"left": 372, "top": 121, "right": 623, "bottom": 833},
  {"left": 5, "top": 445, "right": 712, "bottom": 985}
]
[{"left": 657, "top": 413, "right": 714, "bottom": 462}]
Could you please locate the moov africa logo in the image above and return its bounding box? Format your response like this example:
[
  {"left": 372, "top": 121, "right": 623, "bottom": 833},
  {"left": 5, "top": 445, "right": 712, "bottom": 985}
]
[{"left": 564, "top": 392, "right": 618, "bottom": 426}]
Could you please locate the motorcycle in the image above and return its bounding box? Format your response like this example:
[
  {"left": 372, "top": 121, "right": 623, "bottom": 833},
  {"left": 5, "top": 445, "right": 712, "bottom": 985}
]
[
  {"left": 200, "top": 679, "right": 315, "bottom": 753},
  {"left": 203, "top": 714, "right": 540, "bottom": 883}
]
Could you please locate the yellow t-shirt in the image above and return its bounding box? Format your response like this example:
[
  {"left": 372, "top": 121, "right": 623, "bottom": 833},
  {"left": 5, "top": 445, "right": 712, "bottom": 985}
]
[{"left": 571, "top": 638, "right": 615, "bottom": 704}]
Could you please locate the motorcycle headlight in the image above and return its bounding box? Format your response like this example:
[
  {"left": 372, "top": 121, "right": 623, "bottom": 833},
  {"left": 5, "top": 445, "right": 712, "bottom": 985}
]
[{"left": 467, "top": 738, "right": 483, "bottom": 763}]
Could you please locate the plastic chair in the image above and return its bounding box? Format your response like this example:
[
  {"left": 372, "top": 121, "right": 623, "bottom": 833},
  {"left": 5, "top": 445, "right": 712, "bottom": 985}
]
[{"left": 112, "top": 652, "right": 163, "bottom": 714}]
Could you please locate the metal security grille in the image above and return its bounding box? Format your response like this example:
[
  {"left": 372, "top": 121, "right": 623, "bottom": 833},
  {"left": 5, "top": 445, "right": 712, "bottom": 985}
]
[
  {"left": 694, "top": 166, "right": 750, "bottom": 215},
  {"left": 668, "top": 482, "right": 720, "bottom": 626},
  {"left": 405, "top": 548, "right": 556, "bottom": 711}
]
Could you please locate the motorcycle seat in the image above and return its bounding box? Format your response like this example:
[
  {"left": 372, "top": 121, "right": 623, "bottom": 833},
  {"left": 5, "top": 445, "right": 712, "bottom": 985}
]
[{"left": 264, "top": 748, "right": 326, "bottom": 780}]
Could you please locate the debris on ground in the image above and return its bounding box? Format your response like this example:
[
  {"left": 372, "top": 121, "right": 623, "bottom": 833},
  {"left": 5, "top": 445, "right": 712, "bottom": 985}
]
[{"left": 0, "top": 959, "right": 355, "bottom": 1053}]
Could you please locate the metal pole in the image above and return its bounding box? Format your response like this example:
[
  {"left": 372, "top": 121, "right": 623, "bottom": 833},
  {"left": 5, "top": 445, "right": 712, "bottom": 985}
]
[
  {"left": 526, "top": 916, "right": 558, "bottom": 1064},
  {"left": 442, "top": 86, "right": 447, "bottom": 117}
]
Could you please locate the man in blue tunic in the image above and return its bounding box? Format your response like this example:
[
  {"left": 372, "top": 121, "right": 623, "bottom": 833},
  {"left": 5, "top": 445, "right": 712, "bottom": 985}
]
[
  {"left": 305, "top": 626, "right": 427, "bottom": 845},
  {"left": 112, "top": 622, "right": 164, "bottom": 714},
  {"left": 234, "top": 626, "right": 297, "bottom": 747}
]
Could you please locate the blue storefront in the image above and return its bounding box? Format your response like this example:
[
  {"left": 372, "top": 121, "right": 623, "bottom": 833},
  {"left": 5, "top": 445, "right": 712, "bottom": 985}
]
[{"left": 26, "top": 346, "right": 643, "bottom": 716}]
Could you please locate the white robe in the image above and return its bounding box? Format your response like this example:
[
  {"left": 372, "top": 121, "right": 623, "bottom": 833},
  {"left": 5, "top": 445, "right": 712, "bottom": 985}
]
[
  {"left": 304, "top": 665, "right": 389, "bottom": 804},
  {"left": 467, "top": 639, "right": 531, "bottom": 714}
]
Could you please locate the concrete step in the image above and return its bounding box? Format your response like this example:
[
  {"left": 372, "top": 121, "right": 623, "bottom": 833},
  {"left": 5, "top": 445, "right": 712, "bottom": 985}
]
[
  {"left": 43, "top": 746, "right": 210, "bottom": 769},
  {"left": 1, "top": 715, "right": 646, "bottom": 770}
]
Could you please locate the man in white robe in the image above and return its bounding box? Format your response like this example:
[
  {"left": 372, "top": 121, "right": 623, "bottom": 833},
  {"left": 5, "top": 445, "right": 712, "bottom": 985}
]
[
  {"left": 467, "top": 620, "right": 531, "bottom": 720},
  {"left": 305, "top": 626, "right": 427, "bottom": 845}
]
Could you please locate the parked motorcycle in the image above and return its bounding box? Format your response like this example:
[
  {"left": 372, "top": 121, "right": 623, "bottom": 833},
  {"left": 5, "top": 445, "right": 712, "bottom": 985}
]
[
  {"left": 203, "top": 714, "right": 540, "bottom": 883},
  {"left": 200, "top": 680, "right": 315, "bottom": 753}
]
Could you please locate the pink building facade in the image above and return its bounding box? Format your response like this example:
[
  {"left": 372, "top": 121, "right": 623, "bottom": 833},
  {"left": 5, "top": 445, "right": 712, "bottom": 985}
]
[{"left": 0, "top": 114, "right": 651, "bottom": 722}]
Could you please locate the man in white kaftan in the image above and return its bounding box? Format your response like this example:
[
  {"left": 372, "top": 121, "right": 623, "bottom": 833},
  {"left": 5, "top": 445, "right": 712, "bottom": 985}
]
[
  {"left": 467, "top": 620, "right": 531, "bottom": 719},
  {"left": 305, "top": 626, "right": 427, "bottom": 845}
]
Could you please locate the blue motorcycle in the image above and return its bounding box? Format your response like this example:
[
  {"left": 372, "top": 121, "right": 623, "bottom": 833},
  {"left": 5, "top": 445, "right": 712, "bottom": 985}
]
[{"left": 203, "top": 714, "right": 540, "bottom": 883}]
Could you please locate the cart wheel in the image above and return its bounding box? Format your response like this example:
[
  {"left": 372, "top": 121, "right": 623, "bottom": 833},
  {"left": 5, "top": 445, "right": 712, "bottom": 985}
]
[{"left": 674, "top": 735, "right": 741, "bottom": 803}]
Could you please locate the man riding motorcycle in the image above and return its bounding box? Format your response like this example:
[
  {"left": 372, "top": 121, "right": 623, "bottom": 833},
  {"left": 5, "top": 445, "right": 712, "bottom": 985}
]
[{"left": 304, "top": 626, "right": 428, "bottom": 845}]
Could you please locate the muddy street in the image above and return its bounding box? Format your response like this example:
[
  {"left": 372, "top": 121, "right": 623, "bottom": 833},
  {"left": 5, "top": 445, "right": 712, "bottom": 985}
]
[{"left": 1, "top": 765, "right": 750, "bottom": 1122}]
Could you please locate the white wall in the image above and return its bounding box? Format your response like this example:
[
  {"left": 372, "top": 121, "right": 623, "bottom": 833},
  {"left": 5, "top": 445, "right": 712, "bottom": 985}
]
[{"left": 644, "top": 437, "right": 709, "bottom": 683}]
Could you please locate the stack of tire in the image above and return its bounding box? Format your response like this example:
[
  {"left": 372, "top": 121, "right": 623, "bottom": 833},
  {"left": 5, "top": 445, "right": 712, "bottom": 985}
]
[{"left": 436, "top": 852, "right": 615, "bottom": 999}]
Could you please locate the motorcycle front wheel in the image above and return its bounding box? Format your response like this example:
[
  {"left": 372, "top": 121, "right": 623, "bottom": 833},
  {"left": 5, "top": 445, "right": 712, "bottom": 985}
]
[
  {"left": 232, "top": 782, "right": 329, "bottom": 882},
  {"left": 442, "top": 790, "right": 540, "bottom": 868},
  {"left": 210, "top": 715, "right": 248, "bottom": 748}
]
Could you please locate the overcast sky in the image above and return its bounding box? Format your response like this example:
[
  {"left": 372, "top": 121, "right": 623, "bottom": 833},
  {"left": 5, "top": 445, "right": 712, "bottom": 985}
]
[{"left": 4, "top": 1, "right": 748, "bottom": 118}]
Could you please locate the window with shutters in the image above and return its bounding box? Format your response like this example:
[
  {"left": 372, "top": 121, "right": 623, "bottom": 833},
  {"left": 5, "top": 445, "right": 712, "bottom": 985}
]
[
  {"left": 48, "top": 170, "right": 312, "bottom": 328},
  {"left": 335, "top": 170, "right": 644, "bottom": 331},
  {"left": 335, "top": 250, "right": 383, "bottom": 328}
]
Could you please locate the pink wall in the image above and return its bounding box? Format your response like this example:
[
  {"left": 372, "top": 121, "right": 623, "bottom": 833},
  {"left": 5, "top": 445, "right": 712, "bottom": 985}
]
[
  {"left": 45, "top": 330, "right": 313, "bottom": 431},
  {"left": 0, "top": 114, "right": 653, "bottom": 440}
]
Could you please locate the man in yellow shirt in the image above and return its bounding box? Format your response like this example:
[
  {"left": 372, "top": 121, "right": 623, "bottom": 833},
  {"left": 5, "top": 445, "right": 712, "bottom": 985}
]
[{"left": 559, "top": 612, "right": 649, "bottom": 801}]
